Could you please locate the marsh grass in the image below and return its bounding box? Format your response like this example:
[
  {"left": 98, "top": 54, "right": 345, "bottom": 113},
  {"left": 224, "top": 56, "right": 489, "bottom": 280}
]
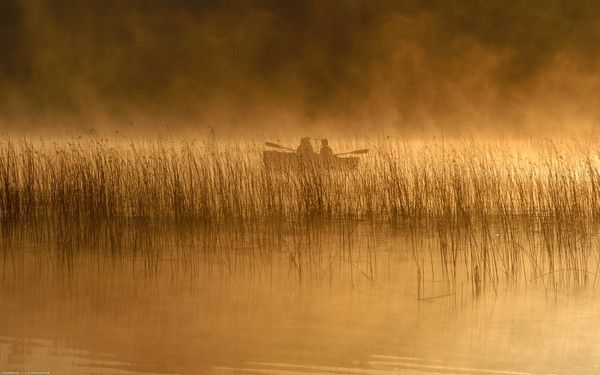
[
  {"left": 2, "top": 137, "right": 600, "bottom": 295},
  {"left": 2, "top": 137, "right": 600, "bottom": 224}
]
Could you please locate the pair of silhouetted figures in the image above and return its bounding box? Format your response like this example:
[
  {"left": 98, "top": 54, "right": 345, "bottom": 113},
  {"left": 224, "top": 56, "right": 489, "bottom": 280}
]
[
  {"left": 297, "top": 137, "right": 335, "bottom": 161},
  {"left": 263, "top": 138, "right": 365, "bottom": 171}
]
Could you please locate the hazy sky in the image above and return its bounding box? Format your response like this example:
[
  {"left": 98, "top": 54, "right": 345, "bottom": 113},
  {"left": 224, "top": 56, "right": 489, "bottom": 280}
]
[{"left": 1, "top": 0, "right": 600, "bottom": 134}]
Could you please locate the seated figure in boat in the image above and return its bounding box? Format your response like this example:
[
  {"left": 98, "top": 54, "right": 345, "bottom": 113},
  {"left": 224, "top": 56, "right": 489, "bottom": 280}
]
[
  {"left": 320, "top": 139, "right": 335, "bottom": 163},
  {"left": 297, "top": 137, "right": 316, "bottom": 159}
]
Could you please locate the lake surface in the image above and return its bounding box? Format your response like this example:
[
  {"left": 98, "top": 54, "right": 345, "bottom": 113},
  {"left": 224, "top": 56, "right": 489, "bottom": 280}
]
[{"left": 1, "top": 221, "right": 600, "bottom": 374}]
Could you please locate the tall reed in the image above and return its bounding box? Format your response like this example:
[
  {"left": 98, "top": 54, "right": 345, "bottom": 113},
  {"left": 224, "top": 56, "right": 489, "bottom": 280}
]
[{"left": 1, "top": 138, "right": 599, "bottom": 227}]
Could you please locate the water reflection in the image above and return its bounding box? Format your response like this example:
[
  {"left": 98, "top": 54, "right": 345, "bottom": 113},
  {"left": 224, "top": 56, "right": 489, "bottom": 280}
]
[
  {"left": 1, "top": 220, "right": 600, "bottom": 374},
  {"left": 217, "top": 357, "right": 534, "bottom": 374}
]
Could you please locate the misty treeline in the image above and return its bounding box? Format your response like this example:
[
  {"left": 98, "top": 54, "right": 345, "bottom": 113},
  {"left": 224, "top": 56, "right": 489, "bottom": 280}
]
[{"left": 1, "top": 0, "right": 600, "bottom": 131}]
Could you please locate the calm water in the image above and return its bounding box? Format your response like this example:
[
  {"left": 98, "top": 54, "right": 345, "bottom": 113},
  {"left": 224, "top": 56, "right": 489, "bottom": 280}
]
[{"left": 1, "top": 221, "right": 600, "bottom": 374}]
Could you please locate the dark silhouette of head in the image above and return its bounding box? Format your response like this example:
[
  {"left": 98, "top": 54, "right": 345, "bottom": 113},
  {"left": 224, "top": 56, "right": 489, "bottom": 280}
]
[
  {"left": 297, "top": 137, "right": 315, "bottom": 156},
  {"left": 321, "top": 139, "right": 329, "bottom": 146}
]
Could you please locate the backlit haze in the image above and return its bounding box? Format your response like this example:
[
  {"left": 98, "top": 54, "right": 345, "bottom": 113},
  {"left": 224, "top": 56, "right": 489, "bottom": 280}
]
[{"left": 1, "top": 1, "right": 600, "bottom": 136}]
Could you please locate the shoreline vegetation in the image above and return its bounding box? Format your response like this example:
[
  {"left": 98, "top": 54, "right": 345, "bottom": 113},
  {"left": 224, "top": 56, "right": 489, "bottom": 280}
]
[
  {"left": 0, "top": 137, "right": 599, "bottom": 225},
  {"left": 1, "top": 136, "right": 600, "bottom": 295}
]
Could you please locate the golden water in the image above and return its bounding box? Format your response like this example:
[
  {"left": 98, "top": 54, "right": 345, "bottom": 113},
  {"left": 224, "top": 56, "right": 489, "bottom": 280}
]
[{"left": 1, "top": 222, "right": 599, "bottom": 374}]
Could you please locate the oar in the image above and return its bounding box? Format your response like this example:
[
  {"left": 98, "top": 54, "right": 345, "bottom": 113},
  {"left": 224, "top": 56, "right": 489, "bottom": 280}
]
[
  {"left": 335, "top": 149, "right": 369, "bottom": 156},
  {"left": 265, "top": 142, "right": 296, "bottom": 152}
]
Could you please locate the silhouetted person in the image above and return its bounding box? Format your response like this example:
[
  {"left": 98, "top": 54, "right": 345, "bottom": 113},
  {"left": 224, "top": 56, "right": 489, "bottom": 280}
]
[
  {"left": 320, "top": 139, "right": 335, "bottom": 162},
  {"left": 297, "top": 137, "right": 315, "bottom": 158}
]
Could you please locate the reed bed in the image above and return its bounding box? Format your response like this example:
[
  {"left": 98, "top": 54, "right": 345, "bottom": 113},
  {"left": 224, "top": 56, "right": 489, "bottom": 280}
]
[
  {"left": 1, "top": 137, "right": 600, "bottom": 226},
  {"left": 4, "top": 137, "right": 600, "bottom": 297}
]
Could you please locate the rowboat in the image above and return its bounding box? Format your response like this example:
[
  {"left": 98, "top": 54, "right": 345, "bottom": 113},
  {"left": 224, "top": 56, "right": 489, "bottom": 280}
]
[{"left": 262, "top": 151, "right": 360, "bottom": 172}]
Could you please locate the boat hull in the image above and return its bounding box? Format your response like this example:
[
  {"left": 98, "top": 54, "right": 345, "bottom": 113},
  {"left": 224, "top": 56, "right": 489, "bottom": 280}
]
[{"left": 262, "top": 151, "right": 359, "bottom": 172}]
